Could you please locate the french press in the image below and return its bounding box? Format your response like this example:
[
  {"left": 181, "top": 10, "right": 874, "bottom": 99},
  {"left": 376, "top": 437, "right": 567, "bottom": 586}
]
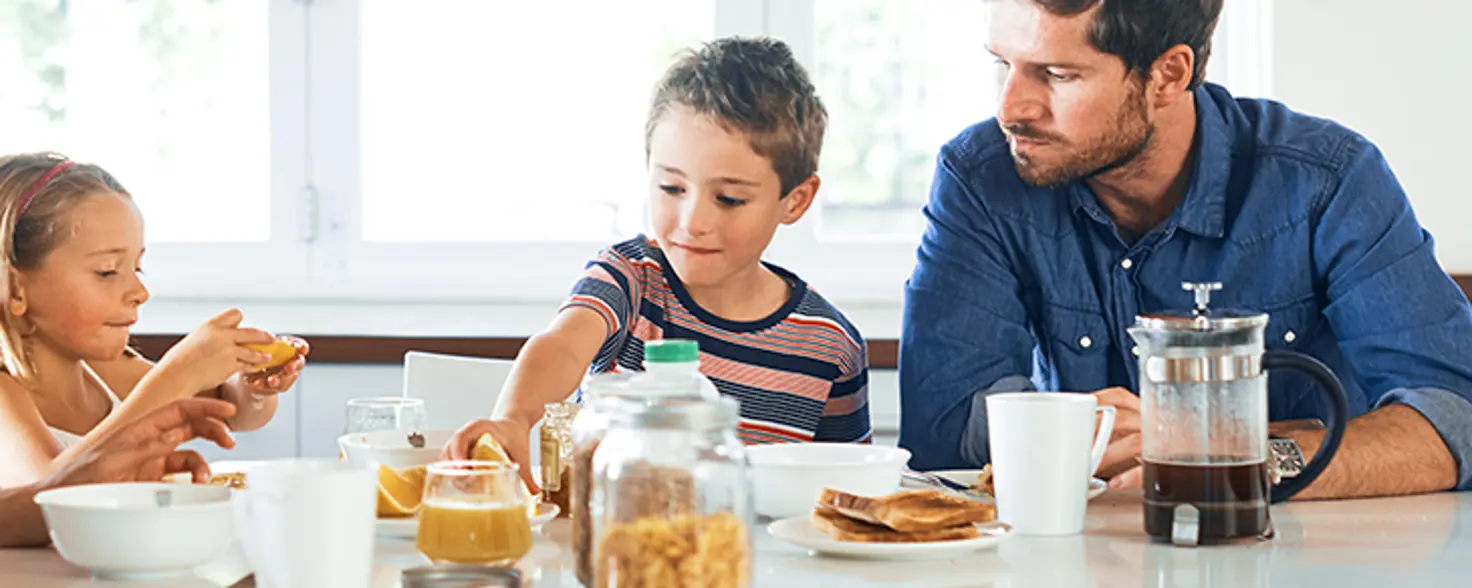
[{"left": 1127, "top": 282, "right": 1348, "bottom": 546}]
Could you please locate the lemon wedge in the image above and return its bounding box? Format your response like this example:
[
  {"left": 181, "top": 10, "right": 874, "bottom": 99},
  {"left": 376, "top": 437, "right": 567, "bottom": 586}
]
[
  {"left": 376, "top": 463, "right": 427, "bottom": 517},
  {"left": 246, "top": 339, "right": 298, "bottom": 371},
  {"left": 471, "top": 433, "right": 538, "bottom": 517}
]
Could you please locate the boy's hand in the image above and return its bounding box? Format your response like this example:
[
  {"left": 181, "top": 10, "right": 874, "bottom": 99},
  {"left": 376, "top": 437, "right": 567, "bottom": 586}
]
[
  {"left": 154, "top": 309, "right": 276, "bottom": 395},
  {"left": 444, "top": 418, "right": 540, "bottom": 495},
  {"left": 236, "top": 336, "right": 310, "bottom": 394}
]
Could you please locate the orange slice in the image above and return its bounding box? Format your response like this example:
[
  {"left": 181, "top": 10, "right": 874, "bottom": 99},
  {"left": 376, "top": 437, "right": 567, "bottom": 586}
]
[
  {"left": 246, "top": 339, "right": 298, "bottom": 372},
  {"left": 376, "top": 463, "right": 428, "bottom": 517}
]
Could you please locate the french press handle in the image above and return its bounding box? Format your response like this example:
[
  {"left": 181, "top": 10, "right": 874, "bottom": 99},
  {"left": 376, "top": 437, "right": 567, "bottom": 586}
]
[{"left": 1262, "top": 350, "right": 1348, "bottom": 503}]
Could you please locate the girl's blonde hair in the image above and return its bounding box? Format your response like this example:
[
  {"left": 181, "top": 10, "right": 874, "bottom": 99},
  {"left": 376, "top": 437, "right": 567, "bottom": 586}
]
[{"left": 0, "top": 152, "right": 131, "bottom": 385}]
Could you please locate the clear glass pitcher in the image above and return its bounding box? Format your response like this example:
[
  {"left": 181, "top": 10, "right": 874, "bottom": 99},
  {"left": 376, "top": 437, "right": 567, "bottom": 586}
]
[{"left": 1127, "top": 282, "right": 1348, "bottom": 546}]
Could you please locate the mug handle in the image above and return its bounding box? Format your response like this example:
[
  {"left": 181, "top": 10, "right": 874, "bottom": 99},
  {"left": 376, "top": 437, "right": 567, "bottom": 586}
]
[
  {"left": 1262, "top": 350, "right": 1349, "bottom": 504},
  {"left": 1089, "top": 405, "right": 1117, "bottom": 476}
]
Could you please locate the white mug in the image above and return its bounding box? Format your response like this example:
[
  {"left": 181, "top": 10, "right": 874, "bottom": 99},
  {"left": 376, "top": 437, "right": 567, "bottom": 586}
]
[
  {"left": 986, "top": 392, "right": 1115, "bottom": 536},
  {"left": 233, "top": 459, "right": 377, "bottom": 588}
]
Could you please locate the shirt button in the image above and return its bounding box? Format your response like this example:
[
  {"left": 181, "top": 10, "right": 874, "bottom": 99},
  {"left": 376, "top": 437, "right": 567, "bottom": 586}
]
[
  {"left": 1131, "top": 345, "right": 1140, "bottom": 356},
  {"left": 1284, "top": 330, "right": 1297, "bottom": 343},
  {"left": 1079, "top": 336, "right": 1093, "bottom": 349},
  {"left": 1120, "top": 258, "right": 1134, "bottom": 270}
]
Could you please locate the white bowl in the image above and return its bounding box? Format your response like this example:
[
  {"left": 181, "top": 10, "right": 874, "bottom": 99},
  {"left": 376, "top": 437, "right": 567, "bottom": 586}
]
[
  {"left": 338, "top": 429, "right": 456, "bottom": 469},
  {"left": 33, "top": 482, "right": 235, "bottom": 580},
  {"left": 745, "top": 443, "right": 911, "bottom": 519}
]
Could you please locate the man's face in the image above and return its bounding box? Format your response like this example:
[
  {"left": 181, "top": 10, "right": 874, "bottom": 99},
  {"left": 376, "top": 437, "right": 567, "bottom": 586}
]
[{"left": 988, "top": 0, "right": 1155, "bottom": 187}]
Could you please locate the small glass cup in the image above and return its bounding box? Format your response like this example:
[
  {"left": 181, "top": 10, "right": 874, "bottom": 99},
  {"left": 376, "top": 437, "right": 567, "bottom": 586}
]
[
  {"left": 416, "top": 461, "right": 533, "bottom": 566},
  {"left": 344, "top": 397, "right": 428, "bottom": 434}
]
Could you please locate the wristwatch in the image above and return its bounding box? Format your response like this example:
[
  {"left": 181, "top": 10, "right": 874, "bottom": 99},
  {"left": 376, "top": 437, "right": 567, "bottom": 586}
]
[{"left": 1268, "top": 437, "right": 1306, "bottom": 484}]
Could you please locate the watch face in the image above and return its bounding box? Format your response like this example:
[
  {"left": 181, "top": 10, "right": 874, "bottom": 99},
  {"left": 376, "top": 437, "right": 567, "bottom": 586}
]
[{"left": 1270, "top": 438, "right": 1306, "bottom": 478}]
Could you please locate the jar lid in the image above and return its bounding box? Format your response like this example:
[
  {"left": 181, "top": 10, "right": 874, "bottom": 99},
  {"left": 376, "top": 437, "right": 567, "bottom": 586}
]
[
  {"left": 608, "top": 395, "right": 740, "bottom": 430},
  {"left": 645, "top": 339, "right": 699, "bottom": 363},
  {"left": 401, "top": 565, "right": 521, "bottom": 587}
]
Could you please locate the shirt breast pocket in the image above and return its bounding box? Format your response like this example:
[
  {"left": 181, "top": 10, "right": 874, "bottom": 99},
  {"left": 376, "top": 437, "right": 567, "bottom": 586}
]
[
  {"left": 1263, "top": 297, "right": 1323, "bottom": 352},
  {"left": 1262, "top": 297, "right": 1332, "bottom": 418},
  {"left": 1036, "top": 305, "right": 1112, "bottom": 391}
]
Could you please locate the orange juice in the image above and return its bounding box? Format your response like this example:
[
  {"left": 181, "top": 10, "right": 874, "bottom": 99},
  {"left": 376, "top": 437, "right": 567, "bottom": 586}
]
[{"left": 416, "top": 497, "right": 533, "bottom": 565}]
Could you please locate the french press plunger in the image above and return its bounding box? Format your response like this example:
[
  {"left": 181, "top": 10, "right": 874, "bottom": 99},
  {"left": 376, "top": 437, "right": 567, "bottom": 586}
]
[{"left": 1127, "top": 282, "right": 1348, "bottom": 545}]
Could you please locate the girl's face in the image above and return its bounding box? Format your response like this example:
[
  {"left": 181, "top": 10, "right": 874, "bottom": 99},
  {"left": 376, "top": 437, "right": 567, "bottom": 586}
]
[{"left": 13, "top": 193, "right": 150, "bottom": 361}]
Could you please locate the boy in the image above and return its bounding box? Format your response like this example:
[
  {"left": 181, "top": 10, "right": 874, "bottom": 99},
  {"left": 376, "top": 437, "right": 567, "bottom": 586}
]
[{"left": 446, "top": 37, "right": 871, "bottom": 492}]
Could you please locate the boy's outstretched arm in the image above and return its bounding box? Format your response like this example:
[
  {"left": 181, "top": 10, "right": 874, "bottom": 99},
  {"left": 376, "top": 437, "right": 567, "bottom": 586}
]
[{"left": 442, "top": 307, "right": 607, "bottom": 493}]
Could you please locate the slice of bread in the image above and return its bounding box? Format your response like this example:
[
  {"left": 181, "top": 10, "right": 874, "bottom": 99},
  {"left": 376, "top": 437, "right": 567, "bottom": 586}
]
[
  {"left": 817, "top": 488, "right": 996, "bottom": 533},
  {"left": 811, "top": 504, "right": 982, "bottom": 543}
]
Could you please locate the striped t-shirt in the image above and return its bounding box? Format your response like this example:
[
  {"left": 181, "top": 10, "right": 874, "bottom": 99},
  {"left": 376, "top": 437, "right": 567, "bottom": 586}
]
[{"left": 562, "top": 236, "right": 872, "bottom": 444}]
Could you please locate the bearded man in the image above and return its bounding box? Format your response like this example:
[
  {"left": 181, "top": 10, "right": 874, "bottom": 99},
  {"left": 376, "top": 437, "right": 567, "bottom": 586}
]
[{"left": 898, "top": 0, "right": 1472, "bottom": 499}]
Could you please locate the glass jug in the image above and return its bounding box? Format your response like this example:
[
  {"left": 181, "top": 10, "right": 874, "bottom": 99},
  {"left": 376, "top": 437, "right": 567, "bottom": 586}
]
[{"left": 1128, "top": 282, "right": 1348, "bottom": 546}]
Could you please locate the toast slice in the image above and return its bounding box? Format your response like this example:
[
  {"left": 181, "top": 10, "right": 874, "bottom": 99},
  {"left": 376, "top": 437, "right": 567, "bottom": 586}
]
[
  {"left": 811, "top": 504, "right": 981, "bottom": 543},
  {"left": 817, "top": 488, "right": 996, "bottom": 533}
]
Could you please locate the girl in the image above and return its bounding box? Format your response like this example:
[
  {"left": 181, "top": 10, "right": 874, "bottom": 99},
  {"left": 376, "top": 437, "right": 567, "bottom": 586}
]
[{"left": 0, "top": 152, "right": 308, "bottom": 486}]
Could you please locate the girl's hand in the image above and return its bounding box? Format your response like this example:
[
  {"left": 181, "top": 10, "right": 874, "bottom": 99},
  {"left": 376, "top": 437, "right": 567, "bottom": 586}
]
[
  {"left": 236, "top": 336, "right": 310, "bottom": 394},
  {"left": 153, "top": 309, "right": 276, "bottom": 395}
]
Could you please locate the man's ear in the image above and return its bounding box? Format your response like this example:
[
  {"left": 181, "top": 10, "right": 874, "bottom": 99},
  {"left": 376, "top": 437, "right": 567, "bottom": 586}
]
[
  {"left": 780, "top": 174, "right": 821, "bottom": 225},
  {"left": 1148, "top": 44, "right": 1196, "bottom": 107}
]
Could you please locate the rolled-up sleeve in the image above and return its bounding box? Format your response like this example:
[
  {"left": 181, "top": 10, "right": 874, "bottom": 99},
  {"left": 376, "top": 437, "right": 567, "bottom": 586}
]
[
  {"left": 900, "top": 149, "right": 1038, "bottom": 470},
  {"left": 1314, "top": 136, "right": 1472, "bottom": 491}
]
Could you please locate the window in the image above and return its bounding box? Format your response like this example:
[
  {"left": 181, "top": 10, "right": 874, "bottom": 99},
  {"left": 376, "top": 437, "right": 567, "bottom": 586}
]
[
  {"left": 1, "top": 1, "right": 1271, "bottom": 308},
  {"left": 0, "top": 0, "right": 307, "bottom": 293},
  {"left": 358, "top": 1, "right": 713, "bottom": 244},
  {"left": 808, "top": 0, "right": 993, "bottom": 241},
  {"left": 0, "top": 0, "right": 271, "bottom": 242}
]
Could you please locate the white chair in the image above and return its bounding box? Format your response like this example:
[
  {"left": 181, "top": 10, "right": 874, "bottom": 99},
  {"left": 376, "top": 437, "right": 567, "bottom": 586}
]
[{"left": 402, "top": 351, "right": 515, "bottom": 433}]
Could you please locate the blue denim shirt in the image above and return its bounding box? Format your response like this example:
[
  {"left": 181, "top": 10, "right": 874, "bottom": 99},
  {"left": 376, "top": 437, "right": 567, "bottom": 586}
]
[{"left": 899, "top": 83, "right": 1472, "bottom": 490}]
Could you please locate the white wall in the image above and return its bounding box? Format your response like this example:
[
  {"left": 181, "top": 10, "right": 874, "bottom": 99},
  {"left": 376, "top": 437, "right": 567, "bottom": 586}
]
[{"left": 1270, "top": 0, "right": 1472, "bottom": 271}]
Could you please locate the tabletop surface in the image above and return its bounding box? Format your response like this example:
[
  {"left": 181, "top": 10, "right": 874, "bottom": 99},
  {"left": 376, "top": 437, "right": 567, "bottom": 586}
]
[{"left": 4, "top": 489, "right": 1469, "bottom": 588}]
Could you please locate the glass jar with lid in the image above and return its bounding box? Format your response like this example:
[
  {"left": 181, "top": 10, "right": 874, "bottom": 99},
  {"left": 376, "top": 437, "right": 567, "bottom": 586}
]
[{"left": 591, "top": 395, "right": 751, "bottom": 588}]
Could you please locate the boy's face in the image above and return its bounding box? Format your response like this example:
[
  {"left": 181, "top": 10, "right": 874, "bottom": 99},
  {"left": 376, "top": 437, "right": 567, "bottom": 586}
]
[
  {"left": 647, "top": 107, "right": 817, "bottom": 289},
  {"left": 13, "top": 193, "right": 150, "bottom": 360}
]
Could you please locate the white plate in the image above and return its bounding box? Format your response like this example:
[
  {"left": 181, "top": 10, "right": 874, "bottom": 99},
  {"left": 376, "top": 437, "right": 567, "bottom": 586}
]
[
  {"left": 767, "top": 516, "right": 1012, "bottom": 560},
  {"left": 375, "top": 502, "right": 561, "bottom": 539},
  {"left": 914, "top": 470, "right": 1107, "bottom": 501}
]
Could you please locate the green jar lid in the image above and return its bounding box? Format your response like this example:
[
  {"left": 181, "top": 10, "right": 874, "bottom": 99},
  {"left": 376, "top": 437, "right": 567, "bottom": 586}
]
[{"left": 644, "top": 339, "right": 699, "bottom": 363}]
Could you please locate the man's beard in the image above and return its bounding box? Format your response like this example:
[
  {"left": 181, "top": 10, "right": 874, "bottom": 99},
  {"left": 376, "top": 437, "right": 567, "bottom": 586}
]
[{"left": 1004, "top": 88, "right": 1154, "bottom": 188}]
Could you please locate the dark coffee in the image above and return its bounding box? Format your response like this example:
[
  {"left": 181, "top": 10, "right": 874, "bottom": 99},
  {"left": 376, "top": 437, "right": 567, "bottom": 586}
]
[{"left": 1143, "top": 460, "right": 1270, "bottom": 543}]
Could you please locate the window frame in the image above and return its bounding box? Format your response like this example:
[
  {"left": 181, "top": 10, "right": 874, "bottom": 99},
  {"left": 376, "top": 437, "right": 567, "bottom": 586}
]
[{"left": 140, "top": 0, "right": 1272, "bottom": 311}]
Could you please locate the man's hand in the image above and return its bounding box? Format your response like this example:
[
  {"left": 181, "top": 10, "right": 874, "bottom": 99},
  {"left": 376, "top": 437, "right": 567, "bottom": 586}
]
[
  {"left": 1091, "top": 387, "right": 1142, "bottom": 484},
  {"left": 44, "top": 398, "right": 238, "bottom": 488}
]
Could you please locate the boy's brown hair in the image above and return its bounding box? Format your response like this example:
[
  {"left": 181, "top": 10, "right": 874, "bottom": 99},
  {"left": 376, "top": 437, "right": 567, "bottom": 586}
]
[
  {"left": 0, "top": 152, "right": 131, "bottom": 383},
  {"left": 645, "top": 36, "right": 827, "bottom": 196}
]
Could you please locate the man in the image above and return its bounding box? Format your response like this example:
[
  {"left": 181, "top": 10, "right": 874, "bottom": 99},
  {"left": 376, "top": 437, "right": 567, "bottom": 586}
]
[
  {"left": 899, "top": 0, "right": 1472, "bottom": 498},
  {"left": 0, "top": 397, "right": 237, "bottom": 547}
]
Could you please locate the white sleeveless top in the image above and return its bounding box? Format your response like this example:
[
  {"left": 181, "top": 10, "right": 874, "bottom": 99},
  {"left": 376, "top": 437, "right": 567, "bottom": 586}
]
[{"left": 47, "top": 363, "right": 123, "bottom": 450}]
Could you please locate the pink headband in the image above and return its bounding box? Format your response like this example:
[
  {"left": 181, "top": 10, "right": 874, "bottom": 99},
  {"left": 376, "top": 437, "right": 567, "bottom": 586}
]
[{"left": 16, "top": 160, "right": 76, "bottom": 216}]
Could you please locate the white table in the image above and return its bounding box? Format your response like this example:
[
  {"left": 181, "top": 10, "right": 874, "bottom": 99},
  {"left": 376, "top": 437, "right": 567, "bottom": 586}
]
[{"left": 4, "top": 489, "right": 1469, "bottom": 587}]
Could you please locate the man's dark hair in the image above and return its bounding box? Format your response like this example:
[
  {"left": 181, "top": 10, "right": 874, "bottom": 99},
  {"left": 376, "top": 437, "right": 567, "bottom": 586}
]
[{"left": 1034, "top": 0, "right": 1224, "bottom": 89}]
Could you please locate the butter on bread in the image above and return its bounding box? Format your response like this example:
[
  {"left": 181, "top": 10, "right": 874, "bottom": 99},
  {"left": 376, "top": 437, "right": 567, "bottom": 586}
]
[
  {"left": 816, "top": 487, "right": 996, "bottom": 533},
  {"left": 208, "top": 472, "right": 247, "bottom": 489}
]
